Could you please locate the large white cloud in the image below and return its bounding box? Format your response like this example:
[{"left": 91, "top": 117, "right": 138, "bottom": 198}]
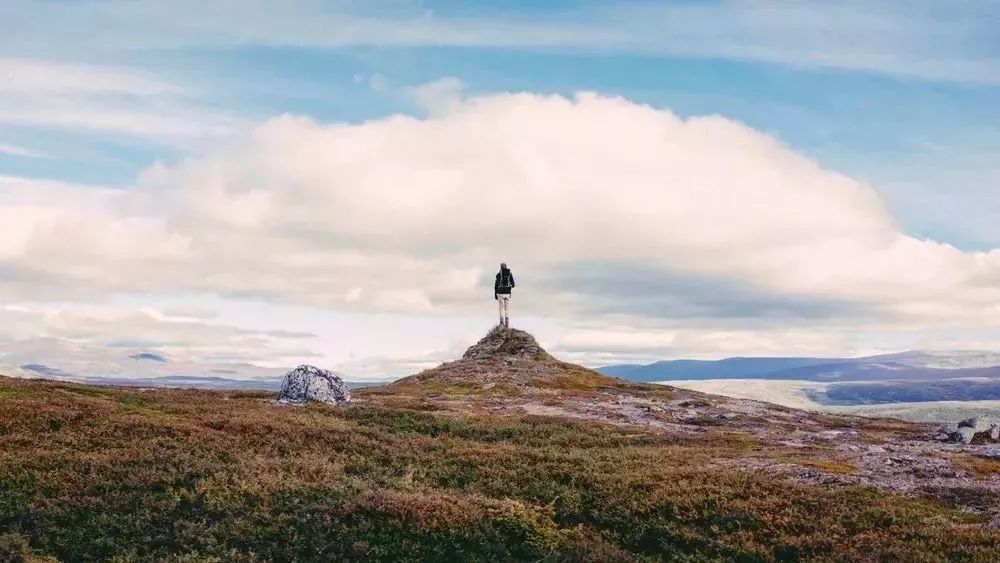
[
  {"left": 22, "top": 91, "right": 1000, "bottom": 313},
  {"left": 3, "top": 88, "right": 1000, "bottom": 377}
]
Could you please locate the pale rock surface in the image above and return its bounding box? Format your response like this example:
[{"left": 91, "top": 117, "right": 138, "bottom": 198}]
[
  {"left": 277, "top": 365, "right": 351, "bottom": 406},
  {"left": 959, "top": 415, "right": 991, "bottom": 433}
]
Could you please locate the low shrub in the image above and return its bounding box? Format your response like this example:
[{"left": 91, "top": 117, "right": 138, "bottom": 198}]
[{"left": 0, "top": 377, "right": 997, "bottom": 561}]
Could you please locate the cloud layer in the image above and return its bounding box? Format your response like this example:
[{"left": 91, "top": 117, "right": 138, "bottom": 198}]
[{"left": 4, "top": 88, "right": 1000, "bottom": 378}]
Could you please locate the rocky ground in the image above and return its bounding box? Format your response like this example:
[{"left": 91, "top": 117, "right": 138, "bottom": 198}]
[{"left": 364, "top": 327, "right": 1000, "bottom": 527}]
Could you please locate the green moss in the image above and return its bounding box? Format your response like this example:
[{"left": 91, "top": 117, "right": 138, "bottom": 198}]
[{"left": 0, "top": 388, "right": 34, "bottom": 400}]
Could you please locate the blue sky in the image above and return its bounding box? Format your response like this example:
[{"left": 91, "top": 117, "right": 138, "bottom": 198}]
[{"left": 1, "top": 1, "right": 999, "bottom": 380}]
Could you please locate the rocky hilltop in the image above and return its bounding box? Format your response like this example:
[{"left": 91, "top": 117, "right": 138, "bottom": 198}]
[
  {"left": 390, "top": 326, "right": 618, "bottom": 391},
  {"left": 460, "top": 327, "right": 554, "bottom": 361},
  {"left": 376, "top": 327, "right": 1000, "bottom": 528}
]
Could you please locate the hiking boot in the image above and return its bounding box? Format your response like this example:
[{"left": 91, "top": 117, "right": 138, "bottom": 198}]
[{"left": 504, "top": 317, "right": 510, "bottom": 328}]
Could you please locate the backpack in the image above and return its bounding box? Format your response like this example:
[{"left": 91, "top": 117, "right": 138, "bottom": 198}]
[{"left": 498, "top": 271, "right": 512, "bottom": 290}]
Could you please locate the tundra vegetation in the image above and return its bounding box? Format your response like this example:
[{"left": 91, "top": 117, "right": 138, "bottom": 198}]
[{"left": 1, "top": 330, "right": 999, "bottom": 561}]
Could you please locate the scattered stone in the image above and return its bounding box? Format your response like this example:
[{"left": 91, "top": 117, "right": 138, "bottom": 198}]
[
  {"left": 276, "top": 365, "right": 351, "bottom": 406},
  {"left": 719, "top": 412, "right": 738, "bottom": 420},
  {"left": 678, "top": 400, "right": 711, "bottom": 408},
  {"left": 991, "top": 424, "right": 1000, "bottom": 441},
  {"left": 987, "top": 513, "right": 1000, "bottom": 530},
  {"left": 482, "top": 382, "right": 497, "bottom": 390}
]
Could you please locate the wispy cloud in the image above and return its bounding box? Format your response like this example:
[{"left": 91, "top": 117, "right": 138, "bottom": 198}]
[
  {"left": 0, "top": 58, "right": 246, "bottom": 146},
  {"left": 0, "top": 143, "right": 47, "bottom": 158},
  {"left": 0, "top": 58, "right": 179, "bottom": 95},
  {"left": 3, "top": 1, "right": 998, "bottom": 84},
  {"left": 0, "top": 301, "right": 317, "bottom": 380}
]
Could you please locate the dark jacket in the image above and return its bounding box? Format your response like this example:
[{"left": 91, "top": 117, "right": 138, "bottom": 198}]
[{"left": 494, "top": 268, "right": 515, "bottom": 297}]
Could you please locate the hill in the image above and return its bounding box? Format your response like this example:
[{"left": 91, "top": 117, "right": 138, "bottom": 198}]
[
  {"left": 2, "top": 329, "right": 1000, "bottom": 561},
  {"left": 388, "top": 327, "right": 627, "bottom": 393},
  {"left": 599, "top": 351, "right": 1000, "bottom": 383}
]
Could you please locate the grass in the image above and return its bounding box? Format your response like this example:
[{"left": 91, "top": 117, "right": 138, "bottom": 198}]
[
  {"left": 0, "top": 389, "right": 34, "bottom": 400},
  {"left": 951, "top": 454, "right": 1000, "bottom": 478},
  {"left": 1, "top": 376, "right": 998, "bottom": 562}
]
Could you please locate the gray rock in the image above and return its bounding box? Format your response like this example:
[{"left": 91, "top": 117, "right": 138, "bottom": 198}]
[
  {"left": 991, "top": 424, "right": 1000, "bottom": 441},
  {"left": 938, "top": 423, "right": 958, "bottom": 435},
  {"left": 462, "top": 326, "right": 553, "bottom": 361},
  {"left": 277, "top": 365, "right": 351, "bottom": 406},
  {"left": 958, "top": 416, "right": 991, "bottom": 433},
  {"left": 952, "top": 427, "right": 977, "bottom": 444}
]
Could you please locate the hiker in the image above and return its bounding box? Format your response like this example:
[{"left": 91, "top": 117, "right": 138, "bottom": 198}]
[{"left": 494, "top": 262, "right": 515, "bottom": 328}]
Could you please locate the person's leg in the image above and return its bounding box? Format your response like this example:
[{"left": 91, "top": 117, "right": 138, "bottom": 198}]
[
  {"left": 498, "top": 295, "right": 505, "bottom": 324},
  {"left": 504, "top": 295, "right": 511, "bottom": 327}
]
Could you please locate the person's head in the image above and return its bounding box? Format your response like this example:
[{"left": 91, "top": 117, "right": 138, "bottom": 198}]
[{"left": 500, "top": 262, "right": 508, "bottom": 270}]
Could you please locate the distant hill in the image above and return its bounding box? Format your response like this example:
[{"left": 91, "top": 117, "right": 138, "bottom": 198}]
[
  {"left": 31, "top": 375, "right": 387, "bottom": 391},
  {"left": 599, "top": 351, "right": 1000, "bottom": 382},
  {"left": 599, "top": 357, "right": 841, "bottom": 381}
]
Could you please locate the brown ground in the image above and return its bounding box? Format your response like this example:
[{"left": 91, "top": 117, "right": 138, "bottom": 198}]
[
  {"left": 2, "top": 327, "right": 1000, "bottom": 561},
  {"left": 371, "top": 327, "right": 1000, "bottom": 526}
]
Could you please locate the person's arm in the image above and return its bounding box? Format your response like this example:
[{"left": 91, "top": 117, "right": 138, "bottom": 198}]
[
  {"left": 510, "top": 273, "right": 515, "bottom": 289},
  {"left": 494, "top": 273, "right": 499, "bottom": 300}
]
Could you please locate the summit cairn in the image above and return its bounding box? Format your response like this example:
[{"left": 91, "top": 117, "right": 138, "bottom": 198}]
[
  {"left": 390, "top": 326, "right": 620, "bottom": 391},
  {"left": 462, "top": 326, "right": 553, "bottom": 362},
  {"left": 276, "top": 365, "right": 351, "bottom": 406}
]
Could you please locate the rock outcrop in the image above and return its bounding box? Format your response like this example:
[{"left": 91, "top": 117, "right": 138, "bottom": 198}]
[
  {"left": 946, "top": 416, "right": 999, "bottom": 444},
  {"left": 960, "top": 416, "right": 992, "bottom": 433},
  {"left": 277, "top": 365, "right": 351, "bottom": 405},
  {"left": 391, "top": 326, "right": 620, "bottom": 391},
  {"left": 953, "top": 426, "right": 977, "bottom": 445}
]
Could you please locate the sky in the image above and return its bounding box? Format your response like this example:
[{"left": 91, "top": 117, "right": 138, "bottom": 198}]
[{"left": 1, "top": 0, "right": 999, "bottom": 382}]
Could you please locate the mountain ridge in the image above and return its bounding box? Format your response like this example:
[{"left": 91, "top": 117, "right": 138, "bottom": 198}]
[{"left": 600, "top": 350, "right": 1000, "bottom": 382}]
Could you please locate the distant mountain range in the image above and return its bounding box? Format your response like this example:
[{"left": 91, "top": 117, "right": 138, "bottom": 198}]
[
  {"left": 54, "top": 375, "right": 388, "bottom": 391},
  {"left": 598, "top": 350, "right": 1000, "bottom": 383}
]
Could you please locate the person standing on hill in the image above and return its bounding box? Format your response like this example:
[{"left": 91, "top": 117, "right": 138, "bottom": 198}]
[{"left": 494, "top": 262, "right": 515, "bottom": 328}]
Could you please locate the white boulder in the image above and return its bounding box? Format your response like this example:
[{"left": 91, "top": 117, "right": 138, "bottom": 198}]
[{"left": 277, "top": 365, "right": 351, "bottom": 406}]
